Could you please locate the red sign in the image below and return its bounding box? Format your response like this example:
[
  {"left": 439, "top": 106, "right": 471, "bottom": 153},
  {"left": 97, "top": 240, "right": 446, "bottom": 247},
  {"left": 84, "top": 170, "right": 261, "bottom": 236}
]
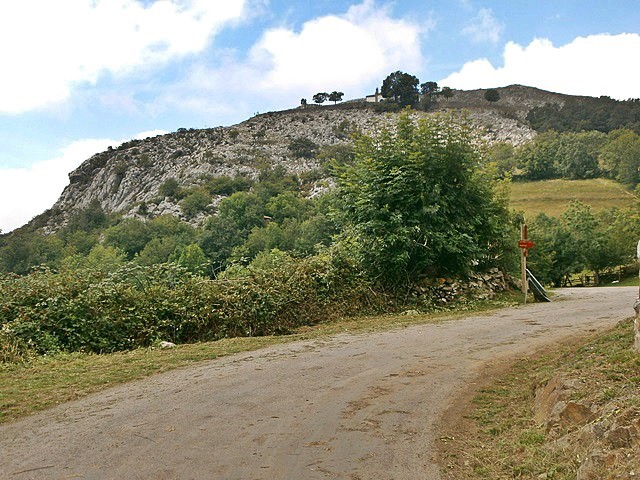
[{"left": 518, "top": 240, "right": 535, "bottom": 249}]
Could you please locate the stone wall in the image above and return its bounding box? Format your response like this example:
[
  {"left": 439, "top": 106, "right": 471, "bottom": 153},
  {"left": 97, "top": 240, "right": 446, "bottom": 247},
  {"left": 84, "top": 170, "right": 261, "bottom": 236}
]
[{"left": 411, "top": 268, "right": 510, "bottom": 305}]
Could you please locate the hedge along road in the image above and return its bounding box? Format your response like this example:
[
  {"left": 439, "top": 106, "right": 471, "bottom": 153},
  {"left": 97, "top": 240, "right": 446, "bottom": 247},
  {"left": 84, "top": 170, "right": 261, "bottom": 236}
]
[{"left": 1, "top": 287, "right": 635, "bottom": 480}]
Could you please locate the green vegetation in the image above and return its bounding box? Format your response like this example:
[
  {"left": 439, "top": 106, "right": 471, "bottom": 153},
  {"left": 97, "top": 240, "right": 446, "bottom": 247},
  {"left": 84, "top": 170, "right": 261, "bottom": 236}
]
[
  {"left": 0, "top": 249, "right": 372, "bottom": 356},
  {"left": 527, "top": 95, "right": 640, "bottom": 134},
  {"left": 488, "top": 129, "right": 640, "bottom": 187},
  {"left": 527, "top": 202, "right": 640, "bottom": 286},
  {"left": 2, "top": 104, "right": 640, "bottom": 365},
  {"left": 0, "top": 114, "right": 519, "bottom": 361},
  {"left": 507, "top": 178, "right": 640, "bottom": 287},
  {"left": 381, "top": 71, "right": 420, "bottom": 107},
  {"left": 0, "top": 291, "right": 519, "bottom": 424},
  {"left": 336, "top": 113, "right": 514, "bottom": 288},
  {"left": 484, "top": 88, "right": 500, "bottom": 102}
]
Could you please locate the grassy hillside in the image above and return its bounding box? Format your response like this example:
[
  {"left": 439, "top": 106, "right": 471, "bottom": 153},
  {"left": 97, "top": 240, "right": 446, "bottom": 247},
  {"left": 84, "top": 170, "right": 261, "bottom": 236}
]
[{"left": 509, "top": 179, "right": 639, "bottom": 218}]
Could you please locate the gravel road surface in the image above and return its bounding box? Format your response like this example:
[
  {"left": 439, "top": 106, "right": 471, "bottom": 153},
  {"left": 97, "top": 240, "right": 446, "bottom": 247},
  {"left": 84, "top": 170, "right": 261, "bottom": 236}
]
[{"left": 1, "top": 287, "right": 636, "bottom": 480}]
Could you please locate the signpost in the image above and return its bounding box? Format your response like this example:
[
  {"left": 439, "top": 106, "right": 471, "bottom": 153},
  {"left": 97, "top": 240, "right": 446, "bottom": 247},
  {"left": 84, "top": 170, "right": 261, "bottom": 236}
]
[
  {"left": 635, "top": 240, "right": 640, "bottom": 352},
  {"left": 519, "top": 223, "right": 535, "bottom": 304}
]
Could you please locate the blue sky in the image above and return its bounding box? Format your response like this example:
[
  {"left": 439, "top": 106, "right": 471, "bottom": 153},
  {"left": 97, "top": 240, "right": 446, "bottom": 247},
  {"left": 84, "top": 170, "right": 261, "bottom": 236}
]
[{"left": 1, "top": 0, "right": 639, "bottom": 232}]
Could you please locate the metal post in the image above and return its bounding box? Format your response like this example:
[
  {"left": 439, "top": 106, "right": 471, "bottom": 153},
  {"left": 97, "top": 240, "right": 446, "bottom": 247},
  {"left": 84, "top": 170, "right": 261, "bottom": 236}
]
[
  {"left": 521, "top": 223, "right": 528, "bottom": 304},
  {"left": 635, "top": 240, "right": 640, "bottom": 352}
]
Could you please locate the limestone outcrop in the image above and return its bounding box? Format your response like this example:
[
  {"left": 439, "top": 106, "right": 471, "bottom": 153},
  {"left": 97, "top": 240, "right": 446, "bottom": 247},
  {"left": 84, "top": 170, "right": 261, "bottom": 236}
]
[{"left": 35, "top": 85, "right": 573, "bottom": 233}]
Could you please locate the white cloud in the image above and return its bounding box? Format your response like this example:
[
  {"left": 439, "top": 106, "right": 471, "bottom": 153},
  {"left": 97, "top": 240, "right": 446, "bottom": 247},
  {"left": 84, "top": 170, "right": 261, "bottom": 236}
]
[
  {"left": 148, "top": 0, "right": 427, "bottom": 117},
  {"left": 440, "top": 33, "right": 640, "bottom": 100},
  {"left": 461, "top": 8, "right": 503, "bottom": 44},
  {"left": 0, "top": 130, "right": 167, "bottom": 233},
  {"left": 0, "top": 0, "right": 246, "bottom": 114},
  {"left": 250, "top": 0, "right": 424, "bottom": 93}
]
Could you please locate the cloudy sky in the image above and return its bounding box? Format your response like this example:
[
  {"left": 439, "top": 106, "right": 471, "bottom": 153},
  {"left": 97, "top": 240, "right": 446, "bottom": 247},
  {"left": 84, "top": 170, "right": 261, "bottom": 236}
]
[{"left": 1, "top": 0, "right": 639, "bottom": 232}]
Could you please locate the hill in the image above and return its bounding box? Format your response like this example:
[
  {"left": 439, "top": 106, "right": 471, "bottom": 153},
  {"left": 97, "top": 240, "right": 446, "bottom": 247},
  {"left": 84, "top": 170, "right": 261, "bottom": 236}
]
[{"left": 11, "top": 84, "right": 639, "bottom": 234}]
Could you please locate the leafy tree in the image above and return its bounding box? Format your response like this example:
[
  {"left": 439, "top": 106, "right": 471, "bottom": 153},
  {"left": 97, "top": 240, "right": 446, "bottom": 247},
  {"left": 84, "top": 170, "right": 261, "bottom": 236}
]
[
  {"left": 175, "top": 243, "right": 209, "bottom": 276},
  {"left": 179, "top": 187, "right": 211, "bottom": 218},
  {"left": 62, "top": 244, "right": 127, "bottom": 272},
  {"left": 198, "top": 216, "right": 244, "bottom": 272},
  {"left": 294, "top": 215, "right": 336, "bottom": 254},
  {"left": 485, "top": 142, "right": 517, "bottom": 178},
  {"left": 484, "top": 89, "right": 500, "bottom": 102},
  {"left": 62, "top": 230, "right": 100, "bottom": 256},
  {"left": 254, "top": 165, "right": 300, "bottom": 201},
  {"left": 231, "top": 223, "right": 289, "bottom": 262},
  {"left": 597, "top": 208, "right": 640, "bottom": 266},
  {"left": 217, "top": 191, "right": 266, "bottom": 234},
  {"left": 147, "top": 215, "right": 196, "bottom": 243},
  {"left": 328, "top": 91, "right": 344, "bottom": 104},
  {"left": 313, "top": 92, "right": 328, "bottom": 104},
  {"left": 318, "top": 144, "right": 355, "bottom": 169},
  {"left": 599, "top": 129, "right": 640, "bottom": 187},
  {"left": 527, "top": 96, "right": 640, "bottom": 134},
  {"left": 420, "top": 81, "right": 440, "bottom": 96},
  {"left": 441, "top": 86, "right": 454, "bottom": 100},
  {"left": 0, "top": 231, "right": 65, "bottom": 274},
  {"left": 555, "top": 131, "right": 606, "bottom": 179},
  {"left": 135, "top": 237, "right": 179, "bottom": 266},
  {"left": 66, "top": 199, "right": 109, "bottom": 233},
  {"left": 203, "top": 175, "right": 252, "bottom": 196},
  {"left": 528, "top": 202, "right": 633, "bottom": 286},
  {"left": 103, "top": 218, "right": 152, "bottom": 258},
  {"left": 561, "top": 201, "right": 615, "bottom": 284},
  {"left": 266, "top": 191, "right": 312, "bottom": 222},
  {"left": 516, "top": 131, "right": 560, "bottom": 180},
  {"left": 381, "top": 71, "right": 419, "bottom": 107},
  {"left": 527, "top": 214, "right": 576, "bottom": 286},
  {"left": 335, "top": 113, "right": 512, "bottom": 288}
]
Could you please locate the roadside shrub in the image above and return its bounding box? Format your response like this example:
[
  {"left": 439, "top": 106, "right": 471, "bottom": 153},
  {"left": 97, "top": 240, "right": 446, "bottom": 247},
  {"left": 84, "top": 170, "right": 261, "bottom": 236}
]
[{"left": 0, "top": 247, "right": 374, "bottom": 358}]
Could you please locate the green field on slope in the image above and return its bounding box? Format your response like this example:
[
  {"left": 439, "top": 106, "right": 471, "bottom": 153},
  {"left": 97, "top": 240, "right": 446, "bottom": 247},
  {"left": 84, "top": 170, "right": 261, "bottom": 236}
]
[{"left": 509, "top": 179, "right": 638, "bottom": 218}]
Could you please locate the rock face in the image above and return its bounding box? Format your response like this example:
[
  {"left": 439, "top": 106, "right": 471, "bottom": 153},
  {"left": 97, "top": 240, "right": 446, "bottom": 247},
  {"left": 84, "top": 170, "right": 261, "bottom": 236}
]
[
  {"left": 36, "top": 85, "right": 573, "bottom": 232},
  {"left": 534, "top": 374, "right": 640, "bottom": 479}
]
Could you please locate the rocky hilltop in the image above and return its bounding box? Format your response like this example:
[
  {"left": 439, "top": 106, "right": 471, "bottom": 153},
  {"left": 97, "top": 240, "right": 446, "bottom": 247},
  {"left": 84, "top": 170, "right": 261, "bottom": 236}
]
[{"left": 40, "top": 85, "right": 575, "bottom": 231}]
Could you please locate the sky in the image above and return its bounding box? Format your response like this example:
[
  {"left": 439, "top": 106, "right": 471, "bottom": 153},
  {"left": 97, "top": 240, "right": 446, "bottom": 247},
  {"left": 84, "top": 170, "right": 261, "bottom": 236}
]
[{"left": 1, "top": 0, "right": 639, "bottom": 233}]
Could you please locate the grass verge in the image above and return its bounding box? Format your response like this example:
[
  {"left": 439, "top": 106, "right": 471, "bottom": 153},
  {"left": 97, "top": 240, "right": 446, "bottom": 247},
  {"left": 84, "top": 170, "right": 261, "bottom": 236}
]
[
  {"left": 0, "top": 292, "right": 520, "bottom": 425},
  {"left": 439, "top": 317, "right": 640, "bottom": 479}
]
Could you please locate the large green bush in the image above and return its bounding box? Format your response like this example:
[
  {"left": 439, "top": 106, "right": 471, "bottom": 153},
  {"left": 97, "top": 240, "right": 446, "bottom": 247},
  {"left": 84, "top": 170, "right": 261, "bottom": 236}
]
[
  {"left": 0, "top": 247, "right": 371, "bottom": 358},
  {"left": 335, "top": 113, "right": 513, "bottom": 288}
]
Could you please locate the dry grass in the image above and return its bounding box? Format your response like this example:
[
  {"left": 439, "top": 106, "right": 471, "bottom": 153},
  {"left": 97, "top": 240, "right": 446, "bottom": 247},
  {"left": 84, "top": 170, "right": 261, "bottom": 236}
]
[
  {"left": 509, "top": 179, "right": 638, "bottom": 218},
  {"left": 440, "top": 318, "right": 640, "bottom": 479}
]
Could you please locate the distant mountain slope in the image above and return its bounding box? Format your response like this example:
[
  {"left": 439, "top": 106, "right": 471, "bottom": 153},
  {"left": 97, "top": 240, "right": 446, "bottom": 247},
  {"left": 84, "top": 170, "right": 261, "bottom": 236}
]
[{"left": 27, "top": 85, "right": 637, "bottom": 233}]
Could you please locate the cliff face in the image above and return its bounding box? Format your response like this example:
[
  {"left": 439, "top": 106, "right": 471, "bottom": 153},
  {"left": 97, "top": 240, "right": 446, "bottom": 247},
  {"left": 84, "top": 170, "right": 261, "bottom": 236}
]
[{"left": 43, "top": 85, "right": 565, "bottom": 231}]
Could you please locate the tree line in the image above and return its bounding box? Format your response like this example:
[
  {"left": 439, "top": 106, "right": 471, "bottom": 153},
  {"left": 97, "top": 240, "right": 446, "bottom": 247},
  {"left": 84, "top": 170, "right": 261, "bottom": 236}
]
[{"left": 488, "top": 128, "right": 640, "bottom": 188}]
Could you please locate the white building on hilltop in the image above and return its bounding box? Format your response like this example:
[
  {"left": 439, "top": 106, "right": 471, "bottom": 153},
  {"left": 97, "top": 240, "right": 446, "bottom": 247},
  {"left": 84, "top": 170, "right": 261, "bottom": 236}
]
[{"left": 366, "top": 87, "right": 384, "bottom": 103}]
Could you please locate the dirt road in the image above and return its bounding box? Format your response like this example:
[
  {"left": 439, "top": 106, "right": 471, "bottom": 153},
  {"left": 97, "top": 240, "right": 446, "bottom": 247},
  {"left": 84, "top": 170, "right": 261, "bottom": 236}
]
[{"left": 1, "top": 287, "right": 636, "bottom": 480}]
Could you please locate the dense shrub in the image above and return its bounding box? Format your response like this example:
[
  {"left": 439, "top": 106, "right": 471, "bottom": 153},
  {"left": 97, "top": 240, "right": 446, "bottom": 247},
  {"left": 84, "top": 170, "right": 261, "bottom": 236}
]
[
  {"left": 336, "top": 113, "right": 513, "bottom": 288},
  {"left": 0, "top": 248, "right": 373, "bottom": 358},
  {"left": 179, "top": 187, "right": 212, "bottom": 218}
]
